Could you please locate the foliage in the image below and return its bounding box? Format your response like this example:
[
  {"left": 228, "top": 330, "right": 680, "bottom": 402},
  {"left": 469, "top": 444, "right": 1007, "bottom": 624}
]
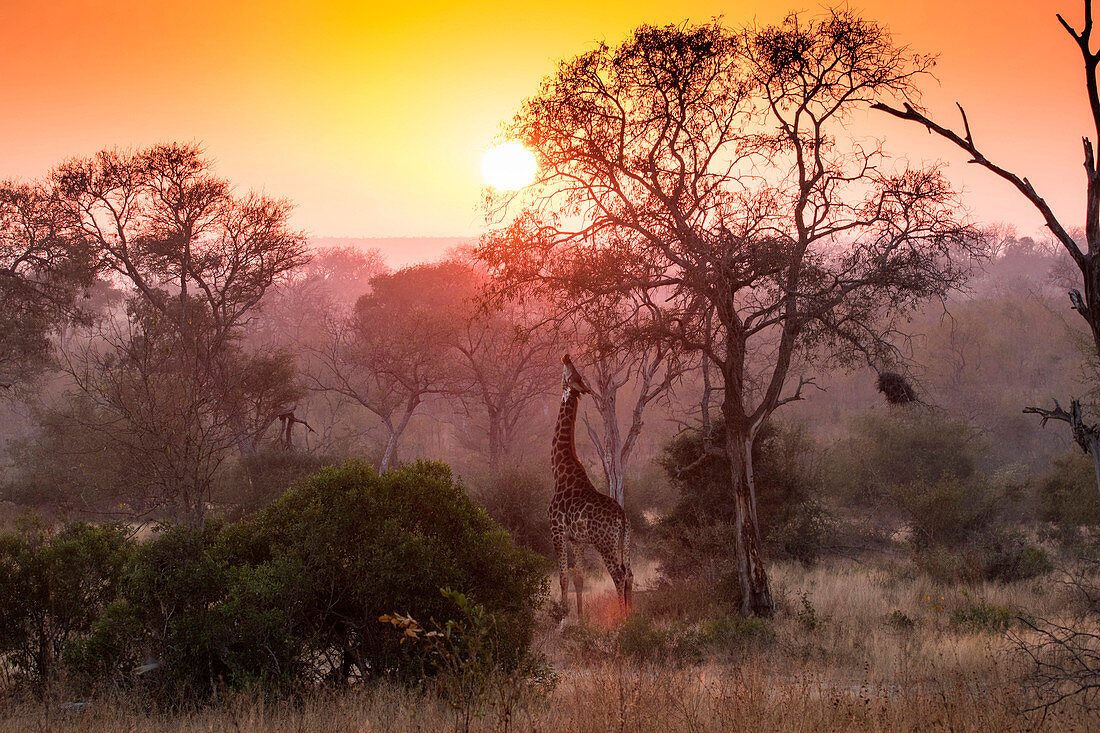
[
  {"left": 892, "top": 477, "right": 997, "bottom": 547},
  {"left": 559, "top": 611, "right": 773, "bottom": 667},
  {"left": 795, "top": 592, "right": 826, "bottom": 632},
  {"left": 1037, "top": 450, "right": 1100, "bottom": 526},
  {"left": 658, "top": 419, "right": 830, "bottom": 568},
  {"left": 381, "top": 588, "right": 556, "bottom": 733},
  {"left": 912, "top": 528, "right": 1053, "bottom": 585},
  {"left": 221, "top": 446, "right": 341, "bottom": 512},
  {"left": 467, "top": 463, "right": 554, "bottom": 559},
  {"left": 63, "top": 461, "right": 547, "bottom": 701},
  {"left": 950, "top": 590, "right": 1014, "bottom": 634},
  {"left": 0, "top": 182, "right": 97, "bottom": 391},
  {"left": 978, "top": 528, "right": 1054, "bottom": 583},
  {"left": 828, "top": 408, "right": 983, "bottom": 505},
  {"left": 695, "top": 614, "right": 775, "bottom": 652},
  {"left": 0, "top": 518, "right": 131, "bottom": 690}
]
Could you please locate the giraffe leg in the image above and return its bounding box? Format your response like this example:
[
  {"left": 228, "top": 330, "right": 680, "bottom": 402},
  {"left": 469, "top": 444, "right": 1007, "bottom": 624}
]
[
  {"left": 623, "top": 563, "right": 634, "bottom": 613},
  {"left": 594, "top": 539, "right": 630, "bottom": 613},
  {"left": 569, "top": 541, "right": 585, "bottom": 620},
  {"left": 552, "top": 531, "right": 570, "bottom": 618}
]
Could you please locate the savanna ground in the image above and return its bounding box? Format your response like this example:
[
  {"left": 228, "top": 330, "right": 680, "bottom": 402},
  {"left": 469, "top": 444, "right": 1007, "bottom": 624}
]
[{"left": 3, "top": 555, "right": 1097, "bottom": 732}]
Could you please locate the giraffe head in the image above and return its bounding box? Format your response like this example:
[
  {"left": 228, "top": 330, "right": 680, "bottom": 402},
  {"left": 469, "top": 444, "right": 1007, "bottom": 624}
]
[{"left": 561, "top": 353, "right": 591, "bottom": 402}]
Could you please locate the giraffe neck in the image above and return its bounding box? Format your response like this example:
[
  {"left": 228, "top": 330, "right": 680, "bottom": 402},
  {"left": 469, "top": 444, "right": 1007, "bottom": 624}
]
[{"left": 552, "top": 388, "right": 585, "bottom": 484}]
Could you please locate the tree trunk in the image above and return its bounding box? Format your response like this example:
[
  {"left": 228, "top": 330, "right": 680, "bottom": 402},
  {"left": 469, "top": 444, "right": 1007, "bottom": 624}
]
[
  {"left": 379, "top": 394, "right": 421, "bottom": 473},
  {"left": 487, "top": 407, "right": 501, "bottom": 472},
  {"left": 722, "top": 404, "right": 772, "bottom": 617},
  {"left": 379, "top": 432, "right": 399, "bottom": 474},
  {"left": 585, "top": 385, "right": 627, "bottom": 507}
]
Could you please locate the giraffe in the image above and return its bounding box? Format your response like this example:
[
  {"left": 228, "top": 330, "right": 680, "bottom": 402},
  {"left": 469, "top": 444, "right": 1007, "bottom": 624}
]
[{"left": 550, "top": 353, "right": 633, "bottom": 619}]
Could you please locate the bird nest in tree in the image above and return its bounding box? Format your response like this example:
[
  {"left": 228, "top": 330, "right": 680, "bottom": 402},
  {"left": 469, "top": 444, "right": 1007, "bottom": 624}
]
[{"left": 877, "top": 372, "right": 917, "bottom": 405}]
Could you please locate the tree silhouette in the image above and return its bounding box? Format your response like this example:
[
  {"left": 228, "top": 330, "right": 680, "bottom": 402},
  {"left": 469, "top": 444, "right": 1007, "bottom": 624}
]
[
  {"left": 310, "top": 261, "right": 467, "bottom": 472},
  {"left": 50, "top": 143, "right": 307, "bottom": 527},
  {"left": 0, "top": 182, "right": 95, "bottom": 390},
  {"left": 874, "top": 0, "right": 1100, "bottom": 497},
  {"left": 481, "top": 13, "right": 979, "bottom": 615}
]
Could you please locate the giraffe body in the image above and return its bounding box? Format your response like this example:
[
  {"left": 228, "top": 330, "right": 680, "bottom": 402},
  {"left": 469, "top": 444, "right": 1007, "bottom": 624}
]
[{"left": 550, "top": 354, "right": 633, "bottom": 619}]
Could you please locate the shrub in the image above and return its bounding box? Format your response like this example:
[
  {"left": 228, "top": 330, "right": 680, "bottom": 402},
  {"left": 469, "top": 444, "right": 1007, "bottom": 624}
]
[
  {"left": 220, "top": 447, "right": 342, "bottom": 512},
  {"left": 892, "top": 477, "right": 997, "bottom": 547},
  {"left": 466, "top": 463, "right": 554, "bottom": 559},
  {"left": 614, "top": 615, "right": 698, "bottom": 664},
  {"left": 660, "top": 419, "right": 821, "bottom": 540},
  {"left": 827, "top": 409, "right": 983, "bottom": 506},
  {"left": 0, "top": 518, "right": 131, "bottom": 690},
  {"left": 559, "top": 614, "right": 704, "bottom": 666},
  {"left": 71, "top": 461, "right": 549, "bottom": 700},
  {"left": 656, "top": 419, "right": 829, "bottom": 595},
  {"left": 1037, "top": 450, "right": 1100, "bottom": 526},
  {"left": 975, "top": 528, "right": 1054, "bottom": 583},
  {"left": 381, "top": 588, "right": 556, "bottom": 733},
  {"left": 64, "top": 521, "right": 235, "bottom": 697},
  {"left": 696, "top": 614, "right": 775, "bottom": 651},
  {"left": 950, "top": 590, "right": 1013, "bottom": 633},
  {"left": 911, "top": 528, "right": 1053, "bottom": 584},
  {"left": 767, "top": 499, "right": 837, "bottom": 565}
]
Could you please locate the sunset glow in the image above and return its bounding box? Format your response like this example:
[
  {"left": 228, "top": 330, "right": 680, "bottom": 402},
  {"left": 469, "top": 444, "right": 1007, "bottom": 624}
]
[
  {"left": 0, "top": 0, "right": 1086, "bottom": 251},
  {"left": 481, "top": 142, "right": 537, "bottom": 190}
]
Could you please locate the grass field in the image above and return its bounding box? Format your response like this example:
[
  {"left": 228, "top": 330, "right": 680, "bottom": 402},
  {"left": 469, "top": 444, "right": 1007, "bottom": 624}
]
[{"left": 2, "top": 556, "right": 1098, "bottom": 731}]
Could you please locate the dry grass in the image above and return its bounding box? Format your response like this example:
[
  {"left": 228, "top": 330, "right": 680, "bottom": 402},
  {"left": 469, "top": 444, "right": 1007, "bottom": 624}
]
[{"left": 2, "top": 558, "right": 1099, "bottom": 732}]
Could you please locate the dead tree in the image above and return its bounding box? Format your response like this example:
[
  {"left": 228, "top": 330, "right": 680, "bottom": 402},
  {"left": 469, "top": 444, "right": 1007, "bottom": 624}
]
[
  {"left": 874, "top": 0, "right": 1100, "bottom": 496},
  {"left": 277, "top": 410, "right": 315, "bottom": 450},
  {"left": 1010, "top": 562, "right": 1100, "bottom": 719}
]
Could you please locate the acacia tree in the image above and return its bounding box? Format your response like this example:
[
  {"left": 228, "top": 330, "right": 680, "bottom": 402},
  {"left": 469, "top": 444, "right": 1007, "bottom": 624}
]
[
  {"left": 251, "top": 246, "right": 388, "bottom": 451},
  {"left": 567, "top": 294, "right": 682, "bottom": 507},
  {"left": 447, "top": 264, "right": 559, "bottom": 470},
  {"left": 0, "top": 182, "right": 95, "bottom": 390},
  {"left": 873, "top": 0, "right": 1100, "bottom": 495},
  {"left": 481, "top": 14, "right": 978, "bottom": 615},
  {"left": 310, "top": 262, "right": 466, "bottom": 472},
  {"left": 49, "top": 143, "right": 307, "bottom": 527}
]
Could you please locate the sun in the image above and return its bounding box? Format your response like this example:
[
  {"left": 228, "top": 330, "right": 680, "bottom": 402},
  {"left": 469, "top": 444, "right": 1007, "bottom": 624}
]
[{"left": 481, "top": 142, "right": 537, "bottom": 190}]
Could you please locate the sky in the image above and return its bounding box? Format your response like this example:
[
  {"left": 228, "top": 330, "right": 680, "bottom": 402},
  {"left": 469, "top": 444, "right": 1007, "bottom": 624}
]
[{"left": 0, "top": 0, "right": 1091, "bottom": 249}]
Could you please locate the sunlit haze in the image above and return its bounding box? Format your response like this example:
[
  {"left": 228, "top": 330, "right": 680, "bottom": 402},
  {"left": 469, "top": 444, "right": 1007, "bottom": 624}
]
[{"left": 0, "top": 0, "right": 1087, "bottom": 255}]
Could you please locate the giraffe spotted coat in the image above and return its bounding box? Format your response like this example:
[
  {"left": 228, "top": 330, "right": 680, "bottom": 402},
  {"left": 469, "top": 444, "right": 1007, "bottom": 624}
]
[{"left": 550, "top": 355, "right": 632, "bottom": 618}]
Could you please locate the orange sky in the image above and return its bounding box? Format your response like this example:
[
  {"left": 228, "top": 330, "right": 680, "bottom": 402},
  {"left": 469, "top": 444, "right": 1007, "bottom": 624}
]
[{"left": 0, "top": 0, "right": 1090, "bottom": 246}]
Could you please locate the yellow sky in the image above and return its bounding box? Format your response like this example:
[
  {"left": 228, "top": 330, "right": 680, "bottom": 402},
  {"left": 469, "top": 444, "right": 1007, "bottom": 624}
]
[{"left": 0, "top": 0, "right": 1089, "bottom": 244}]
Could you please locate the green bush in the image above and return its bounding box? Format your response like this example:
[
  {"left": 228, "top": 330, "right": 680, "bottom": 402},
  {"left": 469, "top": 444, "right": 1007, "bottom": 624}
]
[
  {"left": 467, "top": 463, "right": 554, "bottom": 559},
  {"left": 220, "top": 447, "right": 342, "bottom": 512},
  {"left": 657, "top": 419, "right": 830, "bottom": 585},
  {"left": 0, "top": 518, "right": 131, "bottom": 690},
  {"left": 559, "top": 614, "right": 704, "bottom": 666},
  {"left": 1037, "top": 451, "right": 1100, "bottom": 526},
  {"left": 975, "top": 528, "right": 1054, "bottom": 583},
  {"left": 696, "top": 614, "right": 775, "bottom": 651},
  {"left": 911, "top": 528, "right": 1053, "bottom": 584},
  {"left": 950, "top": 591, "right": 1013, "bottom": 633},
  {"left": 69, "top": 461, "right": 548, "bottom": 700},
  {"left": 892, "top": 477, "right": 997, "bottom": 547},
  {"left": 64, "top": 521, "right": 236, "bottom": 697},
  {"left": 767, "top": 499, "right": 837, "bottom": 565},
  {"left": 381, "top": 588, "right": 557, "bottom": 733},
  {"left": 660, "top": 419, "right": 820, "bottom": 538},
  {"left": 828, "top": 409, "right": 983, "bottom": 506}
]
